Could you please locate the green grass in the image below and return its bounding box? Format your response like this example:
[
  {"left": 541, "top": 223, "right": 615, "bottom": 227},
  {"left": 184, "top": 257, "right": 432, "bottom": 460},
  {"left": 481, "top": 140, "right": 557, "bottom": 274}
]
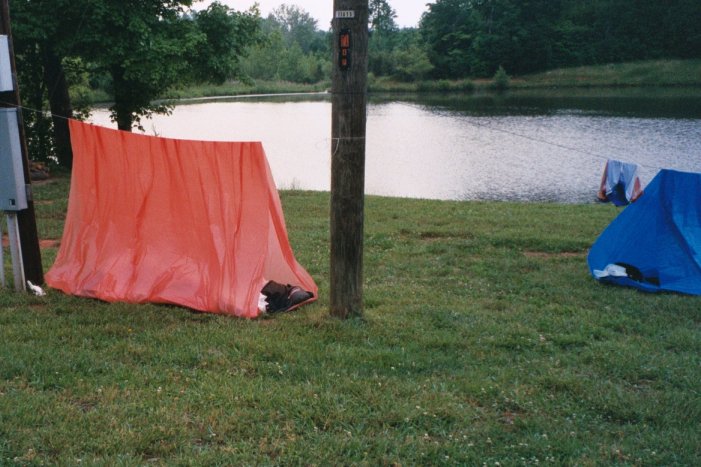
[
  {"left": 163, "top": 80, "right": 331, "bottom": 101},
  {"left": 85, "top": 80, "right": 331, "bottom": 106},
  {"left": 369, "top": 76, "right": 477, "bottom": 94},
  {"left": 2, "top": 176, "right": 700, "bottom": 465},
  {"left": 368, "top": 59, "right": 701, "bottom": 93},
  {"left": 513, "top": 59, "right": 701, "bottom": 88}
]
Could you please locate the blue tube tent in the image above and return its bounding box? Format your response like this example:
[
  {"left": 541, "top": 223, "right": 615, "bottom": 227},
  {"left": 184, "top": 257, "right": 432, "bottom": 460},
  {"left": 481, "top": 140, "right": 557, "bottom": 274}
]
[{"left": 588, "top": 169, "right": 701, "bottom": 295}]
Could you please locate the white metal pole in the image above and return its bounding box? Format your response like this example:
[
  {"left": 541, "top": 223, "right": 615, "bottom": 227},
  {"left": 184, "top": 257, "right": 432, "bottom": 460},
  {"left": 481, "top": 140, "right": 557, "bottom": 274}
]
[
  {"left": 6, "top": 212, "right": 25, "bottom": 291},
  {"left": 1, "top": 216, "right": 5, "bottom": 288}
]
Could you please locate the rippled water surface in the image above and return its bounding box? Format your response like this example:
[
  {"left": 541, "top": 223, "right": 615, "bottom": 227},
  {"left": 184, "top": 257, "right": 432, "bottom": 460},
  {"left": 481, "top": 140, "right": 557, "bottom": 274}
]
[{"left": 91, "top": 89, "right": 701, "bottom": 202}]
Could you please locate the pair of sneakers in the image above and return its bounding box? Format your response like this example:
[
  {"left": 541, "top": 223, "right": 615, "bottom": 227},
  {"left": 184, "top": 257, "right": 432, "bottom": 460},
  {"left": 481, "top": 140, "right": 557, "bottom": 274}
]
[{"left": 261, "top": 280, "right": 313, "bottom": 313}]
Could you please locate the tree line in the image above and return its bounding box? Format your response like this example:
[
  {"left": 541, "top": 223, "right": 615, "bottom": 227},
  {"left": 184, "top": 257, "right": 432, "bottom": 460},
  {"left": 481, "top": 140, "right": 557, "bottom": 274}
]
[
  {"left": 7, "top": 0, "right": 700, "bottom": 168},
  {"left": 242, "top": 0, "right": 701, "bottom": 82},
  {"left": 421, "top": 0, "right": 701, "bottom": 78}
]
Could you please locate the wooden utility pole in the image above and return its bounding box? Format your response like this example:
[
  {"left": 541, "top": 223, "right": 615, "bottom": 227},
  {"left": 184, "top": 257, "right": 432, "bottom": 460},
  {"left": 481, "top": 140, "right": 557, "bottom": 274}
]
[
  {"left": 0, "top": 0, "right": 44, "bottom": 286},
  {"left": 330, "top": 0, "right": 369, "bottom": 319}
]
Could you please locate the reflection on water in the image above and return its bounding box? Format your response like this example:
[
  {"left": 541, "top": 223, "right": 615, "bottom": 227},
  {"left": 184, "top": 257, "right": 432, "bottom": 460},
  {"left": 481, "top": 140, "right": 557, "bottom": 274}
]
[
  {"left": 386, "top": 87, "right": 701, "bottom": 119},
  {"left": 90, "top": 89, "right": 701, "bottom": 202}
]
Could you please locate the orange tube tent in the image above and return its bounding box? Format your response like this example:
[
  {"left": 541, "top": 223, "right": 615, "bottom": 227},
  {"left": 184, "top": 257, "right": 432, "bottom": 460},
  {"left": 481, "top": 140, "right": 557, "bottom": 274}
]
[{"left": 46, "top": 120, "right": 317, "bottom": 318}]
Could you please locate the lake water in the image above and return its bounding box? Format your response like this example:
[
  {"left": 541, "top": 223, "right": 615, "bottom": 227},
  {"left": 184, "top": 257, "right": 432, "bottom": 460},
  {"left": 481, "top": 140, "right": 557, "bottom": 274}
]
[{"left": 90, "top": 88, "right": 701, "bottom": 203}]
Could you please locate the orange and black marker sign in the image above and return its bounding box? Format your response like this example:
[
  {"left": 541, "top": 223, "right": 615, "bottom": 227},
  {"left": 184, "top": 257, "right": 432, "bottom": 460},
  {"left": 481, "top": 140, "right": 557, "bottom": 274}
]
[{"left": 339, "top": 29, "right": 350, "bottom": 70}]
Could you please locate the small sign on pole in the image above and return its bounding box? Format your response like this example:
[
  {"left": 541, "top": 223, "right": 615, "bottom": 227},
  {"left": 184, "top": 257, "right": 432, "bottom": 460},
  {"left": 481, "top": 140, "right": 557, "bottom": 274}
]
[
  {"left": 339, "top": 29, "right": 351, "bottom": 70},
  {"left": 0, "top": 34, "right": 12, "bottom": 91},
  {"left": 335, "top": 10, "right": 355, "bottom": 19}
]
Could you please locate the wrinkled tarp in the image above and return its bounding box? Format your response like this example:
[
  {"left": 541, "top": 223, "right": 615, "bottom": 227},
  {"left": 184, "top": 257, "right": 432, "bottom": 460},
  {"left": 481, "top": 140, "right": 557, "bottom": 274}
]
[
  {"left": 46, "top": 119, "right": 318, "bottom": 317},
  {"left": 588, "top": 169, "right": 701, "bottom": 295},
  {"left": 597, "top": 159, "right": 643, "bottom": 206}
]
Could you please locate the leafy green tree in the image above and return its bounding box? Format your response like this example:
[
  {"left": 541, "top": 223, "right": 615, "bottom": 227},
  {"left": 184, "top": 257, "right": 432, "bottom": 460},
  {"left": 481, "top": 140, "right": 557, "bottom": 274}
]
[
  {"left": 241, "top": 29, "right": 287, "bottom": 81},
  {"left": 478, "top": 0, "right": 561, "bottom": 75},
  {"left": 666, "top": 0, "right": 701, "bottom": 58},
  {"left": 268, "top": 4, "right": 325, "bottom": 54},
  {"left": 367, "top": 1, "right": 434, "bottom": 82},
  {"left": 565, "top": 0, "right": 701, "bottom": 63},
  {"left": 241, "top": 4, "right": 330, "bottom": 84},
  {"left": 392, "top": 45, "right": 434, "bottom": 82},
  {"left": 10, "top": 0, "right": 92, "bottom": 167},
  {"left": 76, "top": 0, "right": 203, "bottom": 131},
  {"left": 420, "top": 0, "right": 481, "bottom": 78},
  {"left": 420, "top": 0, "right": 701, "bottom": 79},
  {"left": 369, "top": 0, "right": 398, "bottom": 34},
  {"left": 491, "top": 64, "right": 510, "bottom": 90},
  {"left": 12, "top": 42, "right": 56, "bottom": 165},
  {"left": 368, "top": 0, "right": 398, "bottom": 75},
  {"left": 189, "top": 3, "right": 261, "bottom": 85},
  {"left": 278, "top": 43, "right": 320, "bottom": 83}
]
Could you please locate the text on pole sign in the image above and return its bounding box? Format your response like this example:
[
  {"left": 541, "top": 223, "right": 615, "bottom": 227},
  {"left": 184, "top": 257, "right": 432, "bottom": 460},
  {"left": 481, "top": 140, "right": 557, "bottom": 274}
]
[{"left": 335, "top": 10, "right": 355, "bottom": 19}]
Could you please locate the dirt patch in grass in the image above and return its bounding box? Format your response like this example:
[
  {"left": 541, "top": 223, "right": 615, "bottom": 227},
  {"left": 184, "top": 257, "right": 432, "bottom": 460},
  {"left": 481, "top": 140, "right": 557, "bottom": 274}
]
[
  {"left": 2, "top": 235, "right": 59, "bottom": 249},
  {"left": 40, "top": 239, "right": 60, "bottom": 248},
  {"left": 523, "top": 251, "right": 586, "bottom": 259}
]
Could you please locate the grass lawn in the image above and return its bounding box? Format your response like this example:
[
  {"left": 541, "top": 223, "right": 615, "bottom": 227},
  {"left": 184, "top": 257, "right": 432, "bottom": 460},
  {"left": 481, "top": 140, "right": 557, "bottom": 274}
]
[
  {"left": 514, "top": 59, "right": 701, "bottom": 88},
  {"left": 1, "top": 176, "right": 700, "bottom": 465}
]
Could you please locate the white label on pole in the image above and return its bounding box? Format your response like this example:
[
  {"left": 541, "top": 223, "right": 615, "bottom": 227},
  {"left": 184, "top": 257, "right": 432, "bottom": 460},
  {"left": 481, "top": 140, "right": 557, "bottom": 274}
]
[
  {"left": 335, "top": 10, "right": 355, "bottom": 19},
  {"left": 0, "top": 35, "right": 13, "bottom": 92}
]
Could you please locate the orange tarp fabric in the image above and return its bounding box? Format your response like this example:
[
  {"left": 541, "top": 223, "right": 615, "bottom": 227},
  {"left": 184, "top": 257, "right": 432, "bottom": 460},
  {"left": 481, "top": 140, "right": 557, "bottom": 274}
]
[{"left": 46, "top": 119, "right": 317, "bottom": 318}]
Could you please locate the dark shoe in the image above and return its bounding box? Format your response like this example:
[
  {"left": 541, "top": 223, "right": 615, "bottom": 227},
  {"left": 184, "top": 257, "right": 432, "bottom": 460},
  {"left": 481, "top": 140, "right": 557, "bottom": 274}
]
[
  {"left": 287, "top": 286, "right": 313, "bottom": 308},
  {"left": 261, "top": 281, "right": 313, "bottom": 313}
]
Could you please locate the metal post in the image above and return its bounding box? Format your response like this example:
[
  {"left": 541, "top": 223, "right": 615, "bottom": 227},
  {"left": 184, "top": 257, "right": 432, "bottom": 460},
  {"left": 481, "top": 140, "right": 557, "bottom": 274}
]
[
  {"left": 0, "top": 221, "right": 5, "bottom": 287},
  {"left": 330, "top": 0, "right": 369, "bottom": 319},
  {"left": 6, "top": 213, "right": 25, "bottom": 291}
]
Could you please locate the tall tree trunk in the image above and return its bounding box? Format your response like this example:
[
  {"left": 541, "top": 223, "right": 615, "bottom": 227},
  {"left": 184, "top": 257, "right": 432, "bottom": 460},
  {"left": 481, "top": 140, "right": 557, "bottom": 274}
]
[
  {"left": 42, "top": 46, "right": 73, "bottom": 168},
  {"left": 111, "top": 66, "right": 133, "bottom": 131},
  {"left": 114, "top": 99, "right": 133, "bottom": 132}
]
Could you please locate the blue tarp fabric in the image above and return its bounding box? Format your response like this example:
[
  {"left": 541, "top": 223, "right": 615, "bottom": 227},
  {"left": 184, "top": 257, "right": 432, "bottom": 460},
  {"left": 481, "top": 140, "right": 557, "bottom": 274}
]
[
  {"left": 597, "top": 159, "right": 643, "bottom": 206},
  {"left": 588, "top": 169, "right": 701, "bottom": 295}
]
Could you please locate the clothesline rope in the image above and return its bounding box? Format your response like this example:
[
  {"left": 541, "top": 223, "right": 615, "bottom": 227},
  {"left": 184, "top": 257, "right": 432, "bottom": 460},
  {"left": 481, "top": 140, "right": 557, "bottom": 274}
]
[
  {"left": 396, "top": 101, "right": 664, "bottom": 171},
  {"left": 462, "top": 116, "right": 662, "bottom": 170}
]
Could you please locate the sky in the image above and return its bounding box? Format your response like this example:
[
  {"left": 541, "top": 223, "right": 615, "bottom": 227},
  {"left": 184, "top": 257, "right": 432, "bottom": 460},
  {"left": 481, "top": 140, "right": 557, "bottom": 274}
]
[{"left": 192, "top": 1, "right": 433, "bottom": 29}]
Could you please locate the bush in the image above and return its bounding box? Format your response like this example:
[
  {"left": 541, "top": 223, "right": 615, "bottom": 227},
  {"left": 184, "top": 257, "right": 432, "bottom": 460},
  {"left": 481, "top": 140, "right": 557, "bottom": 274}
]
[
  {"left": 492, "top": 65, "right": 510, "bottom": 91},
  {"left": 392, "top": 46, "right": 434, "bottom": 82}
]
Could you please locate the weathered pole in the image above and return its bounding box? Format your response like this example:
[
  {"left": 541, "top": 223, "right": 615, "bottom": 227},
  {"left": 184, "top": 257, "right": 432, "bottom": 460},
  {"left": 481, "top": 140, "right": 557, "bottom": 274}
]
[
  {"left": 0, "top": 0, "right": 44, "bottom": 286},
  {"left": 330, "top": 0, "right": 369, "bottom": 319}
]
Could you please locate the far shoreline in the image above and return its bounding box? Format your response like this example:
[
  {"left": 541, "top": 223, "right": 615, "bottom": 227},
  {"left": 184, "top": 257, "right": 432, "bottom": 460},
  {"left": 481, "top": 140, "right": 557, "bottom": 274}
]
[{"left": 82, "top": 59, "right": 701, "bottom": 106}]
